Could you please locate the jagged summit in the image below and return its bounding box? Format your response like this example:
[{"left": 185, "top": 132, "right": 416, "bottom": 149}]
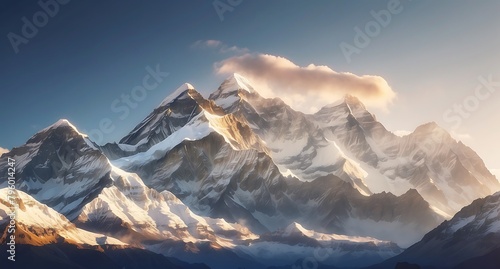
[
  {"left": 282, "top": 222, "right": 308, "bottom": 236},
  {"left": 210, "top": 73, "right": 255, "bottom": 99},
  {"left": 158, "top": 82, "right": 196, "bottom": 107},
  {"left": 41, "top": 119, "right": 75, "bottom": 131},
  {"left": 117, "top": 83, "right": 206, "bottom": 148},
  {"left": 412, "top": 121, "right": 449, "bottom": 137},
  {"left": 207, "top": 73, "right": 259, "bottom": 111},
  {"left": 376, "top": 191, "right": 500, "bottom": 268},
  {"left": 224, "top": 73, "right": 255, "bottom": 93},
  {"left": 343, "top": 94, "right": 365, "bottom": 106},
  {"left": 320, "top": 94, "right": 366, "bottom": 111},
  {"left": 34, "top": 119, "right": 87, "bottom": 140}
]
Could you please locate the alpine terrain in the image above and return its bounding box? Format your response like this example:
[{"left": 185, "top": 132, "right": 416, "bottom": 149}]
[{"left": 1, "top": 74, "right": 498, "bottom": 269}]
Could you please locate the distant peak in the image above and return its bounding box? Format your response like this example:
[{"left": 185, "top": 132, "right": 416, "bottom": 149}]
[
  {"left": 423, "top": 121, "right": 439, "bottom": 128},
  {"left": 54, "top": 118, "right": 71, "bottom": 127},
  {"left": 182, "top": 82, "right": 195, "bottom": 90},
  {"left": 46, "top": 119, "right": 75, "bottom": 130},
  {"left": 158, "top": 83, "right": 196, "bottom": 107},
  {"left": 283, "top": 222, "right": 307, "bottom": 235},
  {"left": 343, "top": 94, "right": 365, "bottom": 107},
  {"left": 221, "top": 73, "right": 254, "bottom": 94},
  {"left": 403, "top": 188, "right": 420, "bottom": 197},
  {"left": 323, "top": 94, "right": 366, "bottom": 110},
  {"left": 413, "top": 122, "right": 445, "bottom": 134},
  {"left": 208, "top": 73, "right": 257, "bottom": 109}
]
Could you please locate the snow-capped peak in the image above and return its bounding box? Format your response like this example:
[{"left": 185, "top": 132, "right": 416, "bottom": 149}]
[
  {"left": 412, "top": 122, "right": 449, "bottom": 138},
  {"left": 217, "top": 73, "right": 255, "bottom": 95},
  {"left": 343, "top": 94, "right": 363, "bottom": 104},
  {"left": 208, "top": 73, "right": 257, "bottom": 110},
  {"left": 158, "top": 82, "right": 195, "bottom": 107},
  {"left": 282, "top": 222, "right": 308, "bottom": 236},
  {"left": 38, "top": 119, "right": 87, "bottom": 137},
  {"left": 228, "top": 73, "right": 254, "bottom": 93},
  {"left": 280, "top": 222, "right": 392, "bottom": 245},
  {"left": 322, "top": 94, "right": 365, "bottom": 111}
]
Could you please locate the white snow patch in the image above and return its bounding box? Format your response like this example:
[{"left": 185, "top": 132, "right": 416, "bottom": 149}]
[
  {"left": 112, "top": 113, "right": 212, "bottom": 167},
  {"left": 287, "top": 223, "right": 389, "bottom": 244},
  {"left": 448, "top": 216, "right": 475, "bottom": 233},
  {"left": 430, "top": 205, "right": 453, "bottom": 219},
  {"left": 39, "top": 119, "right": 88, "bottom": 138},
  {"left": 279, "top": 169, "right": 300, "bottom": 179},
  {"left": 213, "top": 95, "right": 240, "bottom": 110},
  {"left": 225, "top": 73, "right": 254, "bottom": 93}
]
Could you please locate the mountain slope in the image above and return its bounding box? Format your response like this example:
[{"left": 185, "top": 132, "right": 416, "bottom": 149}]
[
  {"left": 76, "top": 164, "right": 257, "bottom": 245},
  {"left": 314, "top": 97, "right": 499, "bottom": 217},
  {"left": 370, "top": 191, "right": 500, "bottom": 268},
  {"left": 0, "top": 120, "right": 112, "bottom": 220},
  {"left": 233, "top": 222, "right": 402, "bottom": 268},
  {"left": 0, "top": 188, "right": 125, "bottom": 246}
]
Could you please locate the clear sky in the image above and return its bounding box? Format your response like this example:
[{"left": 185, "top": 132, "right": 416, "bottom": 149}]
[{"left": 1, "top": 0, "right": 499, "bottom": 170}]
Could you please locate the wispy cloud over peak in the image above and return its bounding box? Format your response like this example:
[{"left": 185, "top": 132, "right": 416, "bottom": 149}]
[
  {"left": 191, "top": 39, "right": 248, "bottom": 54},
  {"left": 215, "top": 53, "right": 396, "bottom": 113}
]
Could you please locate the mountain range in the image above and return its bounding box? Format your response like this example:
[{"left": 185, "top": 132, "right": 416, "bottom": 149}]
[{"left": 1, "top": 73, "right": 499, "bottom": 268}]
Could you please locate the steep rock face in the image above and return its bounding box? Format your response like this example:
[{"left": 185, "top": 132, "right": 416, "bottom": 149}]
[
  {"left": 371, "top": 191, "right": 500, "bottom": 268},
  {"left": 101, "top": 84, "right": 210, "bottom": 159},
  {"left": 119, "top": 84, "right": 203, "bottom": 147},
  {"left": 0, "top": 120, "right": 112, "bottom": 220}
]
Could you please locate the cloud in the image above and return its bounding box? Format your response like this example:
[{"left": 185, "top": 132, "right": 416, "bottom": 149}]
[
  {"left": 214, "top": 53, "right": 396, "bottom": 113},
  {"left": 191, "top": 39, "right": 249, "bottom": 54},
  {"left": 0, "top": 147, "right": 9, "bottom": 155}
]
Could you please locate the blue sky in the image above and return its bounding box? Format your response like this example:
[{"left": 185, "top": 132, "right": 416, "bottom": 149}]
[{"left": 1, "top": 0, "right": 499, "bottom": 170}]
